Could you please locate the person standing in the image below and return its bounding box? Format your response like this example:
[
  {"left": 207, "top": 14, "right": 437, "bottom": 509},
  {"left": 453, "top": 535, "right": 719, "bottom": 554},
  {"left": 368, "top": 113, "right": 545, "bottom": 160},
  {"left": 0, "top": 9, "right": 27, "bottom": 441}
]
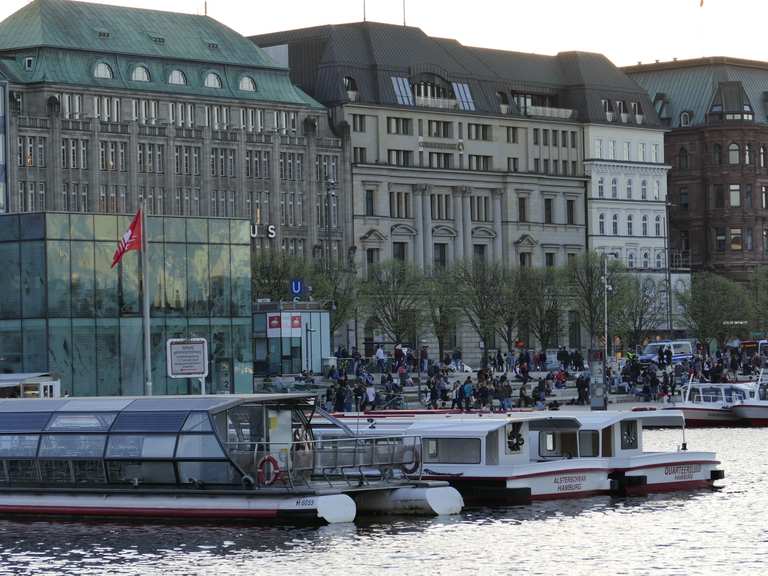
[{"left": 375, "top": 344, "right": 386, "bottom": 373}]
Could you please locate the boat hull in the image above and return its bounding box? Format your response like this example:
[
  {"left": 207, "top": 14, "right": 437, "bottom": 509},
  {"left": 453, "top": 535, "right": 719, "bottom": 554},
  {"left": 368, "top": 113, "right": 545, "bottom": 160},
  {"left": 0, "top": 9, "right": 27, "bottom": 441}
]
[
  {"left": 620, "top": 460, "right": 722, "bottom": 495},
  {"left": 0, "top": 491, "right": 357, "bottom": 525},
  {"left": 667, "top": 406, "right": 743, "bottom": 427},
  {"left": 732, "top": 404, "right": 768, "bottom": 426}
]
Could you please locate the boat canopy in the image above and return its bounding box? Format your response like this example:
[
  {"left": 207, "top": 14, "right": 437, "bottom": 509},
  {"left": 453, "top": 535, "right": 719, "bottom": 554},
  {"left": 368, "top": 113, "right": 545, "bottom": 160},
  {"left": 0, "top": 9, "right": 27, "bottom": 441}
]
[{"left": 405, "top": 415, "right": 582, "bottom": 438}]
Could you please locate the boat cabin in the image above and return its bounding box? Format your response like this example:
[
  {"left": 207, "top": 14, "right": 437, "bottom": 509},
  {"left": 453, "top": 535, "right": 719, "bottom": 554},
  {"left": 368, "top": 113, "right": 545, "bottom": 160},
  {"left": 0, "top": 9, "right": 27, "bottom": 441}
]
[
  {"left": 0, "top": 394, "right": 316, "bottom": 490},
  {"left": 684, "top": 383, "right": 756, "bottom": 405},
  {"left": 0, "top": 373, "right": 60, "bottom": 399}
]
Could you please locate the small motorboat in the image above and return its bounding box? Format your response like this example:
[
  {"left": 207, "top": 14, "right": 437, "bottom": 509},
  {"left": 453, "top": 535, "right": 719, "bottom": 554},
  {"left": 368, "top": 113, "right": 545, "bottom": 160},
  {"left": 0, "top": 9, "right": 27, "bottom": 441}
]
[{"left": 664, "top": 378, "right": 758, "bottom": 427}]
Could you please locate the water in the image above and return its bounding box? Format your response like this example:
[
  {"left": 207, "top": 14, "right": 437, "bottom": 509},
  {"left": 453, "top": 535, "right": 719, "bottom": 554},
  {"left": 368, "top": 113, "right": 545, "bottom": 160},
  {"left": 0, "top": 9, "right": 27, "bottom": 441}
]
[{"left": 0, "top": 429, "right": 766, "bottom": 576}]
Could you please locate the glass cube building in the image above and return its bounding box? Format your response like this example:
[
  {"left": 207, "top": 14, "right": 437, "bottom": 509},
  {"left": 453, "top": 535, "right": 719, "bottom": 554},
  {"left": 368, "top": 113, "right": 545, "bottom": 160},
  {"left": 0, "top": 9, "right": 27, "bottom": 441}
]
[{"left": 0, "top": 212, "right": 253, "bottom": 396}]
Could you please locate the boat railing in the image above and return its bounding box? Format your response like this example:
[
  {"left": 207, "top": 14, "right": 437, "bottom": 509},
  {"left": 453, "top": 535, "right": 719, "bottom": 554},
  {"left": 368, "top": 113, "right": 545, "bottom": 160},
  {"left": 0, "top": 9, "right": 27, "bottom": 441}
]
[{"left": 223, "top": 435, "right": 421, "bottom": 489}]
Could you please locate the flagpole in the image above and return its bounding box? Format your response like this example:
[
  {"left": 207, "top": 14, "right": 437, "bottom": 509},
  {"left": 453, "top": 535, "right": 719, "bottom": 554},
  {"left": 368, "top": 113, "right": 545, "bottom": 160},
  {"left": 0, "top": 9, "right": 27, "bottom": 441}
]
[{"left": 141, "top": 199, "right": 152, "bottom": 396}]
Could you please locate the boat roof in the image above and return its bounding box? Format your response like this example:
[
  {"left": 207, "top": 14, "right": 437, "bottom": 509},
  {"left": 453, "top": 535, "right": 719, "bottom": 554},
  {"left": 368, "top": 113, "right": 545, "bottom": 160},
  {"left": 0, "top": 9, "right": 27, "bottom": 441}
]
[
  {"left": 567, "top": 409, "right": 685, "bottom": 428},
  {"left": 0, "top": 393, "right": 315, "bottom": 414},
  {"left": 0, "top": 372, "right": 58, "bottom": 387},
  {"left": 404, "top": 415, "right": 582, "bottom": 436}
]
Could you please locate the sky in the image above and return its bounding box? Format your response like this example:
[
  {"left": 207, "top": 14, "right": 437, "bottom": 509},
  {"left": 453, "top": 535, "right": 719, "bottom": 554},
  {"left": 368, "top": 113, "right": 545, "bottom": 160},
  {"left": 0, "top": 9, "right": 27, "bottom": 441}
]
[{"left": 0, "top": 0, "right": 764, "bottom": 67}]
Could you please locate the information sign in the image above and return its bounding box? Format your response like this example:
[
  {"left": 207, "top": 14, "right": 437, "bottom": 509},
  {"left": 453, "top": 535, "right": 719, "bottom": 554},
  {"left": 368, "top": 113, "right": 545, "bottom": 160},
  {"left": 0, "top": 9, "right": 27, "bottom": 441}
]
[{"left": 167, "top": 338, "right": 209, "bottom": 379}]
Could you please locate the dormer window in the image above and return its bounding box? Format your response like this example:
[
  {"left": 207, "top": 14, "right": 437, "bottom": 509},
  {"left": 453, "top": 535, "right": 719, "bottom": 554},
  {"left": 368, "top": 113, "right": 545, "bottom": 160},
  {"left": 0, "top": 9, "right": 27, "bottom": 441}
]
[
  {"left": 680, "top": 111, "right": 691, "bottom": 127},
  {"left": 204, "top": 72, "right": 223, "bottom": 89},
  {"left": 24, "top": 57, "right": 33, "bottom": 71},
  {"left": 94, "top": 62, "right": 114, "bottom": 79},
  {"left": 207, "top": 41, "right": 219, "bottom": 50},
  {"left": 601, "top": 98, "right": 614, "bottom": 121},
  {"left": 239, "top": 76, "right": 256, "bottom": 92},
  {"left": 168, "top": 69, "right": 187, "bottom": 85},
  {"left": 96, "top": 29, "right": 110, "bottom": 39},
  {"left": 343, "top": 76, "right": 358, "bottom": 92},
  {"left": 131, "top": 66, "right": 150, "bottom": 82}
]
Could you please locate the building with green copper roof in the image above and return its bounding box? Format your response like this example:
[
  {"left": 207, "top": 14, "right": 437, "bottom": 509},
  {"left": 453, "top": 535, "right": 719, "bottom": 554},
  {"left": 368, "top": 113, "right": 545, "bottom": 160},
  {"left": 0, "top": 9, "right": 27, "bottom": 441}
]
[{"left": 0, "top": 0, "right": 345, "bottom": 396}]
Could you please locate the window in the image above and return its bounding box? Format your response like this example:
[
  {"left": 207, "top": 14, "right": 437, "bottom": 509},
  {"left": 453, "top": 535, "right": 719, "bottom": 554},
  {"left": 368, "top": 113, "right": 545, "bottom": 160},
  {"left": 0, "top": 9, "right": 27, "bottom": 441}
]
[
  {"left": 627, "top": 214, "right": 633, "bottom": 236},
  {"left": 730, "top": 228, "right": 743, "bottom": 251},
  {"left": 623, "top": 142, "right": 630, "bottom": 161},
  {"left": 715, "top": 228, "right": 726, "bottom": 251},
  {"left": 612, "top": 214, "right": 618, "bottom": 235},
  {"left": 433, "top": 243, "right": 447, "bottom": 269},
  {"left": 678, "top": 147, "right": 689, "bottom": 169},
  {"left": 642, "top": 215, "right": 648, "bottom": 236},
  {"left": 365, "top": 189, "right": 375, "bottom": 216},
  {"left": 763, "top": 186, "right": 768, "bottom": 209},
  {"left": 680, "top": 187, "right": 689, "bottom": 210},
  {"left": 131, "top": 65, "right": 150, "bottom": 82},
  {"left": 94, "top": 62, "right": 113, "bottom": 79},
  {"left": 713, "top": 143, "right": 722, "bottom": 165},
  {"left": 746, "top": 227, "right": 754, "bottom": 251},
  {"left": 626, "top": 179, "right": 633, "bottom": 199},
  {"left": 680, "top": 111, "right": 691, "bottom": 127},
  {"left": 452, "top": 82, "right": 475, "bottom": 111},
  {"left": 571, "top": 131, "right": 577, "bottom": 148},
  {"left": 611, "top": 178, "right": 618, "bottom": 198},
  {"left": 507, "top": 157, "right": 519, "bottom": 172},
  {"left": 506, "top": 126, "right": 518, "bottom": 143},
  {"left": 627, "top": 252, "right": 635, "bottom": 268},
  {"left": 746, "top": 184, "right": 753, "bottom": 208},
  {"left": 654, "top": 180, "right": 661, "bottom": 200},
  {"left": 544, "top": 198, "right": 553, "bottom": 224},
  {"left": 567, "top": 199, "right": 575, "bottom": 225},
  {"left": 545, "top": 252, "right": 555, "bottom": 267},
  {"left": 391, "top": 77, "right": 414, "bottom": 106},
  {"left": 642, "top": 252, "right": 650, "bottom": 269},
  {"left": 597, "top": 177, "right": 604, "bottom": 198},
  {"left": 594, "top": 138, "right": 602, "bottom": 158},
  {"left": 423, "top": 438, "right": 480, "bottom": 464},
  {"left": 641, "top": 180, "right": 648, "bottom": 200},
  {"left": 715, "top": 185, "right": 725, "bottom": 208},
  {"left": 352, "top": 114, "right": 366, "bottom": 132},
  {"left": 239, "top": 76, "right": 256, "bottom": 92},
  {"left": 205, "top": 72, "right": 223, "bottom": 89},
  {"left": 518, "top": 197, "right": 527, "bottom": 222},
  {"left": 729, "top": 143, "right": 740, "bottom": 164},
  {"left": 387, "top": 116, "right": 412, "bottom": 135},
  {"left": 761, "top": 145, "right": 766, "bottom": 168},
  {"left": 519, "top": 253, "right": 531, "bottom": 268},
  {"left": 533, "top": 128, "right": 539, "bottom": 145},
  {"left": 543, "top": 130, "right": 549, "bottom": 146},
  {"left": 598, "top": 213, "right": 605, "bottom": 235},
  {"left": 655, "top": 215, "right": 662, "bottom": 236},
  {"left": 467, "top": 123, "right": 491, "bottom": 141},
  {"left": 730, "top": 184, "right": 741, "bottom": 207},
  {"left": 168, "top": 69, "right": 187, "bottom": 85}
]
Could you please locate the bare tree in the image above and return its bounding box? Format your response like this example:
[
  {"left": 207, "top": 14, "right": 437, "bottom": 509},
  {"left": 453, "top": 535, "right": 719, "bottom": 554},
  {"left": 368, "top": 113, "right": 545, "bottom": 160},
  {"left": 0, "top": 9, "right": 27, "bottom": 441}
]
[
  {"left": 308, "top": 263, "right": 358, "bottom": 336},
  {"left": 422, "top": 266, "right": 462, "bottom": 362},
  {"left": 518, "top": 268, "right": 564, "bottom": 352},
  {"left": 251, "top": 252, "right": 309, "bottom": 301},
  {"left": 611, "top": 274, "right": 665, "bottom": 350},
  {"left": 495, "top": 267, "right": 519, "bottom": 353},
  {"left": 567, "top": 251, "right": 620, "bottom": 351},
  {"left": 455, "top": 260, "right": 506, "bottom": 365},
  {"left": 358, "top": 260, "right": 426, "bottom": 345}
]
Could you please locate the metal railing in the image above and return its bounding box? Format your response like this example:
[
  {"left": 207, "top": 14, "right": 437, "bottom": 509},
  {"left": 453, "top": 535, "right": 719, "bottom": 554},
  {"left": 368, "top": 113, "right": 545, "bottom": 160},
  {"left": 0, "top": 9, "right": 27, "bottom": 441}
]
[{"left": 223, "top": 435, "right": 421, "bottom": 489}]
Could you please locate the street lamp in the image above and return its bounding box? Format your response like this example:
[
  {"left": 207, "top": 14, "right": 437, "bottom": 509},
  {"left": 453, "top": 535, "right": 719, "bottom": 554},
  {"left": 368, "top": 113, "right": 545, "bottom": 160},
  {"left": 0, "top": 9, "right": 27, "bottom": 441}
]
[
  {"left": 602, "top": 251, "right": 618, "bottom": 391},
  {"left": 325, "top": 178, "right": 337, "bottom": 271},
  {"left": 664, "top": 200, "right": 677, "bottom": 337}
]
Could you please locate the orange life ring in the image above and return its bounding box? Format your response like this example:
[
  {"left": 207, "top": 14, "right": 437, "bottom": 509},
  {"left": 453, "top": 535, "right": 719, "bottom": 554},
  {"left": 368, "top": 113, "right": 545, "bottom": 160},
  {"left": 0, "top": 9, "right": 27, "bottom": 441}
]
[{"left": 257, "top": 455, "right": 281, "bottom": 486}]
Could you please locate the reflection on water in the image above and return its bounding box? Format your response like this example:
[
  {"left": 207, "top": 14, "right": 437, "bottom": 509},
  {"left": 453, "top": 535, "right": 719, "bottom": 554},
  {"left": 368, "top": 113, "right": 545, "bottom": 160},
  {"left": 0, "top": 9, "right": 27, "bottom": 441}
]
[{"left": 1, "top": 429, "right": 767, "bottom": 575}]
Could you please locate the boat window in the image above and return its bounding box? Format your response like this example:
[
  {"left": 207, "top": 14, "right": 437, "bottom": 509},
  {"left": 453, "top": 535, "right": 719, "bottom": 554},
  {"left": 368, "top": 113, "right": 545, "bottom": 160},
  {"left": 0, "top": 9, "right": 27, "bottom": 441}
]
[
  {"left": 182, "top": 412, "right": 213, "bottom": 432},
  {"left": 620, "top": 421, "right": 638, "bottom": 450},
  {"left": 106, "top": 461, "right": 176, "bottom": 484},
  {"left": 539, "top": 431, "right": 578, "bottom": 458},
  {"left": 0, "top": 434, "right": 39, "bottom": 457},
  {"left": 6, "top": 460, "right": 38, "bottom": 483},
  {"left": 39, "top": 460, "right": 104, "bottom": 483},
  {"left": 505, "top": 422, "right": 525, "bottom": 454},
  {"left": 39, "top": 434, "right": 106, "bottom": 458},
  {"left": 422, "top": 438, "right": 481, "bottom": 464},
  {"left": 701, "top": 387, "right": 723, "bottom": 403},
  {"left": 46, "top": 413, "right": 116, "bottom": 431},
  {"left": 176, "top": 434, "right": 226, "bottom": 459},
  {"left": 0, "top": 413, "right": 51, "bottom": 433},
  {"left": 112, "top": 412, "right": 188, "bottom": 433},
  {"left": 106, "top": 435, "right": 177, "bottom": 459},
  {"left": 178, "top": 461, "right": 238, "bottom": 484},
  {"left": 725, "top": 387, "right": 747, "bottom": 403},
  {"left": 578, "top": 430, "right": 599, "bottom": 457}
]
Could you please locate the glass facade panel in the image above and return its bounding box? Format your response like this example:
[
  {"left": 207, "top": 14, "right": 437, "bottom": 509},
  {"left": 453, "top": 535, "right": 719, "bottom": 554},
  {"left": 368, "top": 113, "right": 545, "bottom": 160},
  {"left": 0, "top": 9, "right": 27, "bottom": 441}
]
[
  {"left": 0, "top": 320, "right": 22, "bottom": 373},
  {"left": 70, "top": 214, "right": 94, "bottom": 240},
  {"left": 96, "top": 319, "right": 120, "bottom": 396},
  {"left": 72, "top": 319, "right": 97, "bottom": 396},
  {"left": 47, "top": 241, "right": 70, "bottom": 317},
  {"left": 147, "top": 217, "right": 163, "bottom": 242},
  {"left": 106, "top": 435, "right": 177, "bottom": 458},
  {"left": 95, "top": 243, "right": 119, "bottom": 317},
  {"left": 178, "top": 461, "right": 237, "bottom": 484},
  {"left": 187, "top": 218, "right": 208, "bottom": 243},
  {"left": 46, "top": 213, "right": 70, "bottom": 239},
  {"left": 107, "top": 460, "right": 175, "bottom": 484},
  {"left": 231, "top": 245, "right": 251, "bottom": 316},
  {"left": 94, "top": 215, "right": 118, "bottom": 241},
  {"left": 182, "top": 412, "right": 213, "bottom": 432},
  {"left": 47, "top": 413, "right": 116, "bottom": 431},
  {"left": 233, "top": 318, "right": 252, "bottom": 393},
  {"left": 0, "top": 215, "right": 19, "bottom": 241},
  {"left": 22, "top": 319, "right": 46, "bottom": 373},
  {"left": 187, "top": 244, "right": 209, "bottom": 315},
  {"left": 209, "top": 219, "right": 230, "bottom": 243},
  {"left": 165, "top": 218, "right": 186, "bottom": 243},
  {"left": 230, "top": 220, "right": 250, "bottom": 244},
  {"left": 150, "top": 322, "right": 167, "bottom": 395},
  {"left": 0, "top": 244, "right": 20, "bottom": 319},
  {"left": 39, "top": 434, "right": 107, "bottom": 457},
  {"left": 209, "top": 244, "right": 230, "bottom": 316},
  {"left": 119, "top": 251, "right": 140, "bottom": 315},
  {"left": 48, "top": 318, "right": 73, "bottom": 392},
  {"left": 20, "top": 214, "right": 45, "bottom": 240},
  {"left": 164, "top": 244, "right": 187, "bottom": 315},
  {"left": 148, "top": 243, "right": 165, "bottom": 315},
  {"left": 21, "top": 241, "right": 45, "bottom": 318},
  {"left": 119, "top": 318, "right": 143, "bottom": 395},
  {"left": 0, "top": 435, "right": 39, "bottom": 457},
  {"left": 70, "top": 242, "right": 95, "bottom": 316},
  {"left": 212, "top": 320, "right": 232, "bottom": 394}
]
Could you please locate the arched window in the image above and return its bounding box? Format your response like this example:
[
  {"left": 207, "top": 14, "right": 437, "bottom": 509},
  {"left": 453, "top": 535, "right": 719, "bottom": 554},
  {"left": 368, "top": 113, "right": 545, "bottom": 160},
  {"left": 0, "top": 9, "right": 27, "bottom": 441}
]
[
  {"left": 656, "top": 252, "right": 663, "bottom": 269},
  {"left": 612, "top": 214, "right": 619, "bottom": 235},
  {"left": 729, "top": 143, "right": 740, "bottom": 164},
  {"left": 654, "top": 180, "right": 661, "bottom": 200},
  {"left": 627, "top": 252, "right": 635, "bottom": 268},
  {"left": 599, "top": 213, "right": 605, "bottom": 235},
  {"left": 655, "top": 215, "right": 662, "bottom": 236},
  {"left": 343, "top": 76, "right": 358, "bottom": 92},
  {"left": 131, "top": 65, "right": 150, "bottom": 82},
  {"left": 94, "top": 62, "right": 113, "bottom": 79},
  {"left": 678, "top": 147, "right": 689, "bottom": 169},
  {"left": 626, "top": 179, "right": 633, "bottom": 199},
  {"left": 745, "top": 143, "right": 753, "bottom": 165},
  {"left": 680, "top": 111, "right": 691, "bottom": 127},
  {"left": 642, "top": 251, "right": 650, "bottom": 269},
  {"left": 205, "top": 72, "right": 223, "bottom": 89},
  {"left": 641, "top": 180, "right": 648, "bottom": 200},
  {"left": 627, "top": 214, "right": 633, "bottom": 236},
  {"left": 598, "top": 177, "right": 604, "bottom": 198},
  {"left": 611, "top": 178, "right": 618, "bottom": 198},
  {"left": 642, "top": 215, "right": 648, "bottom": 236},
  {"left": 239, "top": 76, "right": 256, "bottom": 92},
  {"left": 713, "top": 143, "right": 722, "bottom": 165},
  {"left": 168, "top": 69, "right": 187, "bottom": 85}
]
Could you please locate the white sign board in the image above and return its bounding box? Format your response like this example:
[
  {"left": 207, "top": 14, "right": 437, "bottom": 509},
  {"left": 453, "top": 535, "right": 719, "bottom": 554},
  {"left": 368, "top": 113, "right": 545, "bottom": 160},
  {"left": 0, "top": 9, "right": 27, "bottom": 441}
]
[{"left": 167, "top": 338, "right": 209, "bottom": 379}]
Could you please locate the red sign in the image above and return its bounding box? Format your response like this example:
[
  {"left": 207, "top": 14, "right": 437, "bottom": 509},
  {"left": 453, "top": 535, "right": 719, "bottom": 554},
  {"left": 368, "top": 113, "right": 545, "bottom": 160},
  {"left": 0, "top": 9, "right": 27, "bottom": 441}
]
[
  {"left": 268, "top": 316, "right": 281, "bottom": 329},
  {"left": 291, "top": 315, "right": 301, "bottom": 329}
]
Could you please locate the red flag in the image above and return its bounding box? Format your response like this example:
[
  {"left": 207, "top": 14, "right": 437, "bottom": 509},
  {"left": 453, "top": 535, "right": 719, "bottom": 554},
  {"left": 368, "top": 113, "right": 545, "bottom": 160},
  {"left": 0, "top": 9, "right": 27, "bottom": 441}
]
[{"left": 111, "top": 209, "right": 143, "bottom": 268}]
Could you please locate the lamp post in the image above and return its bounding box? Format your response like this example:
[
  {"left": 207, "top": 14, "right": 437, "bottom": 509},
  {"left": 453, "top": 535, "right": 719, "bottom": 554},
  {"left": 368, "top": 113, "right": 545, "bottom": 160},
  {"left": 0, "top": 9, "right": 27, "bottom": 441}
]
[
  {"left": 325, "top": 178, "right": 337, "bottom": 272},
  {"left": 602, "top": 252, "right": 618, "bottom": 390},
  {"left": 664, "top": 200, "right": 675, "bottom": 337}
]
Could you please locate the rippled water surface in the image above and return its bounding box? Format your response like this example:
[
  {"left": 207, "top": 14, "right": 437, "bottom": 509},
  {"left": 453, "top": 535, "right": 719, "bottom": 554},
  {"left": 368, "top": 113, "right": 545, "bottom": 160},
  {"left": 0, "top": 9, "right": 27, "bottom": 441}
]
[{"left": 1, "top": 429, "right": 766, "bottom": 575}]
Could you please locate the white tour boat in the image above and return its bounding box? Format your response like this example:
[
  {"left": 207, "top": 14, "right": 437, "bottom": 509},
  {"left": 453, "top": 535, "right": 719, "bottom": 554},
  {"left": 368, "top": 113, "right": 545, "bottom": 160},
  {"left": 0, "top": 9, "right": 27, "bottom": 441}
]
[
  {"left": 665, "top": 379, "right": 757, "bottom": 427},
  {"left": 314, "top": 410, "right": 723, "bottom": 504},
  {"left": 0, "top": 394, "right": 462, "bottom": 524}
]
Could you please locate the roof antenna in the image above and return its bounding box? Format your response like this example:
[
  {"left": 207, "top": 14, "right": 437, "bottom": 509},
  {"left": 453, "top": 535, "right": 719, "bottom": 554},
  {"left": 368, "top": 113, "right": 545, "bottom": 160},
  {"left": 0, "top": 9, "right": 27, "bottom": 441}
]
[
  {"left": 204, "top": 1, "right": 207, "bottom": 16},
  {"left": 403, "top": 0, "right": 406, "bottom": 26},
  {"left": 363, "top": 0, "right": 366, "bottom": 21}
]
